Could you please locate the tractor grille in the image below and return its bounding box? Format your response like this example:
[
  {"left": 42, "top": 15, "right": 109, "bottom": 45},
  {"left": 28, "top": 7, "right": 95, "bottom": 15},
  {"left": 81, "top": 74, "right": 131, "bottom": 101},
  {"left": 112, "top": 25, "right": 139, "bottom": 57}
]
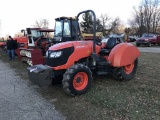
[{"left": 46, "top": 46, "right": 74, "bottom": 67}]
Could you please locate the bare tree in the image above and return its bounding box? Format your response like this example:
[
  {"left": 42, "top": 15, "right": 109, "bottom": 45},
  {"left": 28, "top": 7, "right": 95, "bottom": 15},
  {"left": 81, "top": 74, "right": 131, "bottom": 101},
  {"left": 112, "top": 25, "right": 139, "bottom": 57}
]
[
  {"left": 32, "top": 19, "right": 49, "bottom": 28},
  {"left": 129, "top": 0, "right": 160, "bottom": 35},
  {"left": 99, "top": 14, "right": 121, "bottom": 35},
  {"left": 107, "top": 18, "right": 121, "bottom": 34},
  {"left": 80, "top": 13, "right": 121, "bottom": 36},
  {"left": 100, "top": 14, "right": 110, "bottom": 29}
]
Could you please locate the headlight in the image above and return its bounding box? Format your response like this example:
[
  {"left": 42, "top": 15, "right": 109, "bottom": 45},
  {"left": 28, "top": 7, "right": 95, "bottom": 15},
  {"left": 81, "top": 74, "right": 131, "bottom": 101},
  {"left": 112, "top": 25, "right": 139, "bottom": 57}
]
[
  {"left": 50, "top": 51, "right": 62, "bottom": 58},
  {"left": 20, "top": 50, "right": 25, "bottom": 56},
  {"left": 26, "top": 51, "right": 31, "bottom": 58}
]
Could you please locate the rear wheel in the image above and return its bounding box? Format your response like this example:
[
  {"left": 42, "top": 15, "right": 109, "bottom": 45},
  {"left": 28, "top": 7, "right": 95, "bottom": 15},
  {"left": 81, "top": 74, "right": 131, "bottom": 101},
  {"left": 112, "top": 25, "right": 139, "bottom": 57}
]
[
  {"left": 62, "top": 64, "right": 92, "bottom": 96},
  {"left": 113, "top": 59, "right": 138, "bottom": 81}
]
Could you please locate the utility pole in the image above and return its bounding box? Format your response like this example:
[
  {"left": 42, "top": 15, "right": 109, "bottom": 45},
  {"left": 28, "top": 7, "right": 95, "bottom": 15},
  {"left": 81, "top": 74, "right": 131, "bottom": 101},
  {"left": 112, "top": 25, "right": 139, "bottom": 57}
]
[{"left": 140, "top": 12, "right": 144, "bottom": 36}]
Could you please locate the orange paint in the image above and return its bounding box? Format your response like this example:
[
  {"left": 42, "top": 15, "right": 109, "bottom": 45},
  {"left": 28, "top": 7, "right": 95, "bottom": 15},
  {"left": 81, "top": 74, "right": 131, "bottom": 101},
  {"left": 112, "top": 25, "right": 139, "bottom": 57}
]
[
  {"left": 73, "top": 72, "right": 88, "bottom": 90},
  {"left": 108, "top": 43, "right": 140, "bottom": 67},
  {"left": 49, "top": 41, "right": 102, "bottom": 70},
  {"left": 13, "top": 36, "right": 28, "bottom": 48}
]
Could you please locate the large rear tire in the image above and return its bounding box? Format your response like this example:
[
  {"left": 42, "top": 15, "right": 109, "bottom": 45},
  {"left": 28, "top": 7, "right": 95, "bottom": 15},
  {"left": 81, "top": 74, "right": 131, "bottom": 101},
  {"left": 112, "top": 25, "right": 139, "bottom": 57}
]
[
  {"left": 62, "top": 64, "right": 92, "bottom": 96},
  {"left": 113, "top": 59, "right": 138, "bottom": 81}
]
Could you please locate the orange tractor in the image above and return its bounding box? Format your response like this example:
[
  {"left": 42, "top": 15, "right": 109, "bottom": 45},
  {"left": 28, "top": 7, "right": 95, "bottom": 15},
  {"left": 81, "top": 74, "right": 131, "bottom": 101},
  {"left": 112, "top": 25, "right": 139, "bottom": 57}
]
[{"left": 27, "top": 10, "right": 140, "bottom": 96}]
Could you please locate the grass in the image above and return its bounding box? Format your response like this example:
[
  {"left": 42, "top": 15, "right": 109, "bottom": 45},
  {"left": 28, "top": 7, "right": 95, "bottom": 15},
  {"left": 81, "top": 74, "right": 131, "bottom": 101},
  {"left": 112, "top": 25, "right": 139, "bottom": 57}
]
[{"left": 0, "top": 50, "right": 160, "bottom": 120}]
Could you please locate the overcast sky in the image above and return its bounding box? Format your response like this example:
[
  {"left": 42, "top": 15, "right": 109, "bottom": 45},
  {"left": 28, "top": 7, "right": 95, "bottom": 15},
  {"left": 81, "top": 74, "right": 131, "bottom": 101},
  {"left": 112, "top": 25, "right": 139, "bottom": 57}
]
[{"left": 0, "top": 0, "right": 141, "bottom": 37}]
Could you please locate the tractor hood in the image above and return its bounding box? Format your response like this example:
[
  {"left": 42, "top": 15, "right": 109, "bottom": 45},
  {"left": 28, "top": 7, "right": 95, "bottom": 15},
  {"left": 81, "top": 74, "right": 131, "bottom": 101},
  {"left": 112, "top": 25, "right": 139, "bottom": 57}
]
[
  {"left": 46, "top": 40, "right": 94, "bottom": 69},
  {"left": 49, "top": 41, "right": 93, "bottom": 51},
  {"left": 49, "top": 41, "right": 75, "bottom": 50}
]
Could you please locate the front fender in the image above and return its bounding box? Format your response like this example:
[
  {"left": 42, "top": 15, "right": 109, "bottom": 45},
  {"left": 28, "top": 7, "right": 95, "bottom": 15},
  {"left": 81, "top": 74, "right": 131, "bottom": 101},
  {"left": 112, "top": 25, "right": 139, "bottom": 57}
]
[{"left": 108, "top": 43, "right": 140, "bottom": 67}]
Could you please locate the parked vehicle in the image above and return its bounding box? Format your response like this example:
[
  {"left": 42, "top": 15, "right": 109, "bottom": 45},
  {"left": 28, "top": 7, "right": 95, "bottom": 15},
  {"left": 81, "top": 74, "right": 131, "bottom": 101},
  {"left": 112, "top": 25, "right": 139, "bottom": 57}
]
[
  {"left": 17, "top": 28, "right": 54, "bottom": 66},
  {"left": 128, "top": 36, "right": 136, "bottom": 42},
  {"left": 136, "top": 33, "right": 160, "bottom": 47}
]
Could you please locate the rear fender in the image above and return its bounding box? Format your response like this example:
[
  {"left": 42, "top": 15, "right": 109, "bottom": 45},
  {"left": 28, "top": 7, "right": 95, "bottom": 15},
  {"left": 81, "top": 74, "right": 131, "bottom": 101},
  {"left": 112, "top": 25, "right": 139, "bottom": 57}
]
[{"left": 108, "top": 43, "right": 140, "bottom": 67}]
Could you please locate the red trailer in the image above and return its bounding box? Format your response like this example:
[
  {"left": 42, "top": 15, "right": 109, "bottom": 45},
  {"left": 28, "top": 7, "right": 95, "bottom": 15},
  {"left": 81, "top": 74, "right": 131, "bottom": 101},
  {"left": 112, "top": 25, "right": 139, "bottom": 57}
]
[{"left": 16, "top": 28, "right": 54, "bottom": 66}]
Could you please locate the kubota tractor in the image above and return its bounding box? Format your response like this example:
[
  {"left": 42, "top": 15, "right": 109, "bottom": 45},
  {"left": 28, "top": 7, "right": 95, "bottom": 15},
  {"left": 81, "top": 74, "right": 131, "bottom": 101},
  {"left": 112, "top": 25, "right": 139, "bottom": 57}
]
[{"left": 27, "top": 10, "right": 140, "bottom": 96}]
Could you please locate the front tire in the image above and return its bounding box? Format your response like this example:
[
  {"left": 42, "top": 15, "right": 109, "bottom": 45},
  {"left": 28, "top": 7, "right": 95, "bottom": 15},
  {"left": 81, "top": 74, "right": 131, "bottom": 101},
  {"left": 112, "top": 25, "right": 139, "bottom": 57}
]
[
  {"left": 113, "top": 59, "right": 138, "bottom": 81},
  {"left": 62, "top": 64, "right": 92, "bottom": 96}
]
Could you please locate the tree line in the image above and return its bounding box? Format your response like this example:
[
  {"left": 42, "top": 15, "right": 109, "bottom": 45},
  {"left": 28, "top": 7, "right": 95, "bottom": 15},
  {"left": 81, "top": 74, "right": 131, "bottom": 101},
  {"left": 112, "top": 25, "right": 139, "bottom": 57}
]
[
  {"left": 80, "top": 12, "right": 122, "bottom": 36},
  {"left": 129, "top": 0, "right": 160, "bottom": 36},
  {"left": 80, "top": 0, "right": 160, "bottom": 37}
]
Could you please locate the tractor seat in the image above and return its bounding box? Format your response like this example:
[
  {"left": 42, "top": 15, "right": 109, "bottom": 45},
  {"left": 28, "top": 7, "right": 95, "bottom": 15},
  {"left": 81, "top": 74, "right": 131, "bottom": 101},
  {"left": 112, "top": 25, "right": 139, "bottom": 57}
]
[
  {"left": 99, "top": 49, "right": 110, "bottom": 56},
  {"left": 99, "top": 38, "right": 118, "bottom": 56}
]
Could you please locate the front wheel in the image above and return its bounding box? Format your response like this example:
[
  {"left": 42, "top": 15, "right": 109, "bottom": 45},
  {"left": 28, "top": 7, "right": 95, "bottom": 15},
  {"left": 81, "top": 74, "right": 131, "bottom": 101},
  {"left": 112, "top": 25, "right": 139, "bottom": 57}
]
[
  {"left": 112, "top": 59, "right": 138, "bottom": 81},
  {"left": 62, "top": 64, "right": 92, "bottom": 96}
]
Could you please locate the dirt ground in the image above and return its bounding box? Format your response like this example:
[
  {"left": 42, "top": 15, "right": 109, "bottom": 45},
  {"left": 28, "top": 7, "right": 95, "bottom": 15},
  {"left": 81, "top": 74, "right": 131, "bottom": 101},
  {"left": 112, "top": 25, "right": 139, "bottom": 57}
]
[{"left": 0, "top": 49, "right": 160, "bottom": 120}]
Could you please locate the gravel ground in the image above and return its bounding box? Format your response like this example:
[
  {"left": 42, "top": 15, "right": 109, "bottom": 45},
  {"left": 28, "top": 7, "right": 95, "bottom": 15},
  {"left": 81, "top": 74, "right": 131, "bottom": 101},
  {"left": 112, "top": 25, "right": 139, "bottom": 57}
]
[
  {"left": 138, "top": 47, "right": 160, "bottom": 53},
  {"left": 0, "top": 60, "right": 65, "bottom": 120}
]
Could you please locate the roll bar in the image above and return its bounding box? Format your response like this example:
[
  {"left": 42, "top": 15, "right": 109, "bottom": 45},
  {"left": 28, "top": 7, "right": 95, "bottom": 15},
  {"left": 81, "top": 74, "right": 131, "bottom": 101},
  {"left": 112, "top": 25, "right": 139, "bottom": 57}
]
[{"left": 76, "top": 10, "right": 97, "bottom": 55}]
